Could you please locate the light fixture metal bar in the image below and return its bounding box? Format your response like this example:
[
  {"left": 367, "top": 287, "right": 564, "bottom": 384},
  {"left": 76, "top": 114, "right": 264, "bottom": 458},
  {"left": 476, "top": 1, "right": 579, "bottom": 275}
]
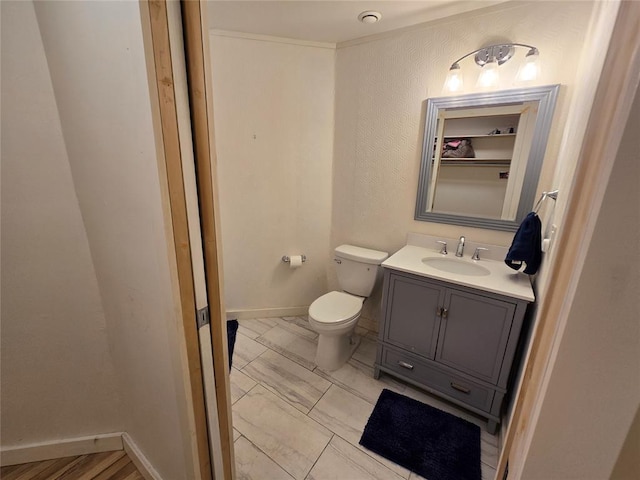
[{"left": 449, "top": 43, "right": 539, "bottom": 69}]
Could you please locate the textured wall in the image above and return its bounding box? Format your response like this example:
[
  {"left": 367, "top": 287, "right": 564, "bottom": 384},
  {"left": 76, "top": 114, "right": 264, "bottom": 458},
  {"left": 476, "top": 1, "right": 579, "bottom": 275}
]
[
  {"left": 521, "top": 79, "right": 640, "bottom": 480},
  {"left": 0, "top": 0, "right": 123, "bottom": 447},
  {"left": 32, "top": 2, "right": 192, "bottom": 477},
  {"left": 210, "top": 34, "right": 335, "bottom": 313},
  {"left": 208, "top": 2, "right": 594, "bottom": 326},
  {"left": 330, "top": 1, "right": 593, "bottom": 326},
  {"left": 332, "top": 1, "right": 593, "bottom": 258}
]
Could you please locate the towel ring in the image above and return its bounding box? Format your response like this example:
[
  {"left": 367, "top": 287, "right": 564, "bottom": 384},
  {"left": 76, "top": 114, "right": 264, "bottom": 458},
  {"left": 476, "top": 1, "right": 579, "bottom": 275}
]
[{"left": 533, "top": 190, "right": 559, "bottom": 213}]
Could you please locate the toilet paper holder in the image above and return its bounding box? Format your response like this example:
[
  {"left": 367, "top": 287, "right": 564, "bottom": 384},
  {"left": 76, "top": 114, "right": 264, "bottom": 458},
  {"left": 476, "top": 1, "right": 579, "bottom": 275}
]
[{"left": 282, "top": 255, "right": 307, "bottom": 264}]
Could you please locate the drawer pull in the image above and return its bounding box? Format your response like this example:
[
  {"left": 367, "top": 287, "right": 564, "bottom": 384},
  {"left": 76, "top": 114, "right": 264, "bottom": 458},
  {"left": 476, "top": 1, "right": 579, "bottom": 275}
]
[
  {"left": 398, "top": 361, "right": 414, "bottom": 370},
  {"left": 450, "top": 382, "right": 471, "bottom": 394}
]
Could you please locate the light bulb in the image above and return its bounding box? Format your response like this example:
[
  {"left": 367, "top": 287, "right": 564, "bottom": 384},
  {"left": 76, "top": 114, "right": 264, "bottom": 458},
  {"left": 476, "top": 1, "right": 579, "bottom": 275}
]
[
  {"left": 443, "top": 65, "right": 464, "bottom": 93},
  {"left": 476, "top": 58, "right": 499, "bottom": 89},
  {"left": 516, "top": 50, "right": 540, "bottom": 83}
]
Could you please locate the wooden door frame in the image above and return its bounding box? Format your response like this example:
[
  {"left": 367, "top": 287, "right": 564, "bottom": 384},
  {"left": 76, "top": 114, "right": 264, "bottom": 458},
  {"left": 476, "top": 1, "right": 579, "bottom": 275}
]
[
  {"left": 497, "top": 3, "right": 640, "bottom": 478},
  {"left": 146, "top": 0, "right": 639, "bottom": 478},
  {"left": 142, "top": 0, "right": 233, "bottom": 478},
  {"left": 181, "top": 1, "right": 235, "bottom": 479}
]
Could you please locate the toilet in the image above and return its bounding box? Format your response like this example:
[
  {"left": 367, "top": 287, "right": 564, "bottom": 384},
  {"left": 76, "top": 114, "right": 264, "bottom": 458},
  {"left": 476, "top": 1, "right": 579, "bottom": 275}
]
[{"left": 308, "top": 244, "right": 389, "bottom": 371}]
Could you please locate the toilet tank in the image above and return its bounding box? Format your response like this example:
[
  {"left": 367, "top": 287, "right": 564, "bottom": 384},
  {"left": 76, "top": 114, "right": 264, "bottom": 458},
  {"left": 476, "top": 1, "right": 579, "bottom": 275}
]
[{"left": 334, "top": 245, "right": 389, "bottom": 297}]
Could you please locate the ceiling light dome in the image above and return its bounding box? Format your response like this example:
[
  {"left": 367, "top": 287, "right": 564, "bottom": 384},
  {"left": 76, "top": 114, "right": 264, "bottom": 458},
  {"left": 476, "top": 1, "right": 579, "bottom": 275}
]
[{"left": 358, "top": 11, "right": 382, "bottom": 24}]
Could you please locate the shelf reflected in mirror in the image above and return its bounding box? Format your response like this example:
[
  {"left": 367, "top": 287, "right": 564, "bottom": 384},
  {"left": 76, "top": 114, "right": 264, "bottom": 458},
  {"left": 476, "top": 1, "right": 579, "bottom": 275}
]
[{"left": 415, "top": 85, "right": 560, "bottom": 231}]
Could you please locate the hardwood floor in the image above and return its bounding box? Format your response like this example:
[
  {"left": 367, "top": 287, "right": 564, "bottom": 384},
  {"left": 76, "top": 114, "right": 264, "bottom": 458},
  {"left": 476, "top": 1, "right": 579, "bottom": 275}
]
[{"left": 0, "top": 450, "right": 143, "bottom": 480}]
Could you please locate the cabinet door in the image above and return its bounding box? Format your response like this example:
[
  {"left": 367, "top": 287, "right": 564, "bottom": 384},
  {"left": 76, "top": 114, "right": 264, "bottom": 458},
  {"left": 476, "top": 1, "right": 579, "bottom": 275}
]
[
  {"left": 435, "top": 289, "right": 515, "bottom": 383},
  {"left": 383, "top": 273, "right": 444, "bottom": 359}
]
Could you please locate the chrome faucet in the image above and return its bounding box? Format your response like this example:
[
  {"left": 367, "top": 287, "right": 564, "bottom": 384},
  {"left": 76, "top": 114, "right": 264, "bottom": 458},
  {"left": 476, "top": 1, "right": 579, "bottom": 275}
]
[{"left": 455, "top": 236, "right": 465, "bottom": 257}]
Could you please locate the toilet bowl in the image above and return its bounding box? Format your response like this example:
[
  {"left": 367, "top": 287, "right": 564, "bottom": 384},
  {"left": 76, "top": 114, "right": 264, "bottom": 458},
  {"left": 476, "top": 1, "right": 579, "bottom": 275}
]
[
  {"left": 308, "top": 291, "right": 363, "bottom": 371},
  {"left": 308, "top": 244, "right": 388, "bottom": 371}
]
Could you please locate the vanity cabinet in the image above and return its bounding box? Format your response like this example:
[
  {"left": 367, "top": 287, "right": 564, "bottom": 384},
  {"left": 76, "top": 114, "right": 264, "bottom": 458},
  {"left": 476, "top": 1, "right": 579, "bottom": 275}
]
[{"left": 374, "top": 268, "right": 530, "bottom": 433}]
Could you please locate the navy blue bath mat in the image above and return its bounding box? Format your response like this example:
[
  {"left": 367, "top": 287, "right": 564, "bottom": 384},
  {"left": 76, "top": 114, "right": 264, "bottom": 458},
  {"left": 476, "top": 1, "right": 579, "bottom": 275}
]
[{"left": 359, "top": 389, "right": 481, "bottom": 480}]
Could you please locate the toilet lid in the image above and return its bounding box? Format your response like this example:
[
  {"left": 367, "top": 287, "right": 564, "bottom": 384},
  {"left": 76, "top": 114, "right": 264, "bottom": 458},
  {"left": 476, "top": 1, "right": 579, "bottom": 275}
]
[{"left": 309, "top": 291, "right": 363, "bottom": 324}]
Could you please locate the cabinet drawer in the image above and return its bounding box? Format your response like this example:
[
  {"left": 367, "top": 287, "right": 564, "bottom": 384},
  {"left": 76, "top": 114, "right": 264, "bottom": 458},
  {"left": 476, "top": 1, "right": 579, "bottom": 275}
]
[{"left": 381, "top": 346, "right": 495, "bottom": 413}]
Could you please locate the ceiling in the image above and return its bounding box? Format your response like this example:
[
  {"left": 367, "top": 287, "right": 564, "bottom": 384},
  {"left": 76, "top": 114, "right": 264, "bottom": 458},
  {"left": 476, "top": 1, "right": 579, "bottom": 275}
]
[{"left": 206, "top": 1, "right": 509, "bottom": 44}]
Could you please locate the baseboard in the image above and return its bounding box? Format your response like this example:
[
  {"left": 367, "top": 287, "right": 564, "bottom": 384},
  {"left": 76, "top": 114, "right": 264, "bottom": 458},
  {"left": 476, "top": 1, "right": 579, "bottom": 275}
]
[
  {"left": 226, "top": 306, "right": 309, "bottom": 320},
  {"left": 0, "top": 433, "right": 123, "bottom": 466},
  {"left": 122, "top": 433, "right": 162, "bottom": 480}
]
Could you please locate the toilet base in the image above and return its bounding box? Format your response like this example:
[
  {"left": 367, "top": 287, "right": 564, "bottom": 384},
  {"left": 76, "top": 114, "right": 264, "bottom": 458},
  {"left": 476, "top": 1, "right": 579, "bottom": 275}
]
[{"left": 315, "top": 332, "right": 360, "bottom": 371}]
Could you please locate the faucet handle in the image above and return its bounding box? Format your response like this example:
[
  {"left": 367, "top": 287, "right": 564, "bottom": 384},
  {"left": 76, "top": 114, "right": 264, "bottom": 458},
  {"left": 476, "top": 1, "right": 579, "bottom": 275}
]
[
  {"left": 436, "top": 240, "right": 448, "bottom": 255},
  {"left": 472, "top": 247, "right": 489, "bottom": 261}
]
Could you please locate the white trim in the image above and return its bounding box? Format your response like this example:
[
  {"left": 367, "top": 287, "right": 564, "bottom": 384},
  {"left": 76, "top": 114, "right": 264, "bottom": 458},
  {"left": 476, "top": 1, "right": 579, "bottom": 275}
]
[
  {"left": 226, "top": 306, "right": 309, "bottom": 320},
  {"left": 122, "top": 433, "right": 163, "bottom": 480},
  {"left": 209, "top": 29, "right": 336, "bottom": 49},
  {"left": 0, "top": 433, "right": 123, "bottom": 467}
]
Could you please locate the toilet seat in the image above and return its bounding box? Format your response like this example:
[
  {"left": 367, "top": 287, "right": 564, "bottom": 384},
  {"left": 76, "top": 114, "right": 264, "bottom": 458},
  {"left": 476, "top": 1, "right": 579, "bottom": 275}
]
[{"left": 309, "top": 291, "right": 363, "bottom": 325}]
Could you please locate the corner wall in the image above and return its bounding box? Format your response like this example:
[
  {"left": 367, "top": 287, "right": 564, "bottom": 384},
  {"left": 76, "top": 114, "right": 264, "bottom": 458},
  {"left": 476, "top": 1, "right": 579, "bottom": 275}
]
[
  {"left": 30, "top": 1, "right": 194, "bottom": 477},
  {"left": 0, "top": 0, "right": 122, "bottom": 449}
]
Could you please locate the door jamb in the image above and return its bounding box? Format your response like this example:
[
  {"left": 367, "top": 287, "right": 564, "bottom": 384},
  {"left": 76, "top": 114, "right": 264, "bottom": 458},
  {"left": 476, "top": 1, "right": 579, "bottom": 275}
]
[
  {"left": 496, "top": 3, "right": 640, "bottom": 477},
  {"left": 181, "top": 2, "right": 235, "bottom": 479}
]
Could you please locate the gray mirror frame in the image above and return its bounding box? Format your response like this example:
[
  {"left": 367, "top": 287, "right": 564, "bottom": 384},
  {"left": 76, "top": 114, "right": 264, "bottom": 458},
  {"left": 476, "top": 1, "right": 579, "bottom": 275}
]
[{"left": 415, "top": 84, "right": 560, "bottom": 231}]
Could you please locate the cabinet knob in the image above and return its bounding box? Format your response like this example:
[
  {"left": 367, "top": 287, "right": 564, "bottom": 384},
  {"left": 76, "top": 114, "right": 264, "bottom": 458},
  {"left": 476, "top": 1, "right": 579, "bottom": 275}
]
[
  {"left": 442, "top": 308, "right": 449, "bottom": 319},
  {"left": 436, "top": 306, "right": 444, "bottom": 317}
]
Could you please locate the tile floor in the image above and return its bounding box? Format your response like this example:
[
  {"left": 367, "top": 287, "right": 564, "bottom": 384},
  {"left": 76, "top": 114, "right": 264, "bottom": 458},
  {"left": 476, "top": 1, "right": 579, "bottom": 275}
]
[{"left": 230, "top": 316, "right": 499, "bottom": 480}]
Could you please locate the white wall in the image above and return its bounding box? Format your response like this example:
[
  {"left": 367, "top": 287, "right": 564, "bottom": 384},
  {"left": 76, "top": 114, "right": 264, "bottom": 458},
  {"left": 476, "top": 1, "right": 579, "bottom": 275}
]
[
  {"left": 0, "top": 0, "right": 122, "bottom": 447},
  {"left": 2, "top": 2, "right": 193, "bottom": 479},
  {"left": 521, "top": 79, "right": 640, "bottom": 479},
  {"left": 210, "top": 33, "right": 335, "bottom": 315}
]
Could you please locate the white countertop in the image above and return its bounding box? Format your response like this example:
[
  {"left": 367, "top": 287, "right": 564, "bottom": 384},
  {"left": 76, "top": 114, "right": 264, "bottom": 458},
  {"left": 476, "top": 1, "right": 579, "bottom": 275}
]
[{"left": 382, "top": 244, "right": 535, "bottom": 302}]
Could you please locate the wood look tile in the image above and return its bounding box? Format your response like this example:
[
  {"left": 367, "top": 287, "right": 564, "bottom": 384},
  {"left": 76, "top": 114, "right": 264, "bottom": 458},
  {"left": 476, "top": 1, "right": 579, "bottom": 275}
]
[
  {"left": 481, "top": 436, "right": 499, "bottom": 468},
  {"left": 308, "top": 384, "right": 374, "bottom": 448},
  {"left": 21, "top": 456, "right": 82, "bottom": 480},
  {"left": 306, "top": 435, "right": 405, "bottom": 480},
  {"left": 316, "top": 360, "right": 405, "bottom": 405},
  {"left": 238, "top": 318, "right": 279, "bottom": 339},
  {"left": 233, "top": 384, "right": 332, "bottom": 480},
  {"left": 482, "top": 462, "right": 497, "bottom": 480},
  {"left": 0, "top": 452, "right": 142, "bottom": 480},
  {"left": 230, "top": 367, "right": 258, "bottom": 404},
  {"left": 256, "top": 325, "right": 317, "bottom": 371},
  {"left": 350, "top": 334, "right": 378, "bottom": 368},
  {"left": 243, "top": 349, "right": 331, "bottom": 413},
  {"left": 233, "top": 331, "right": 268, "bottom": 369},
  {"left": 308, "top": 385, "right": 410, "bottom": 478},
  {"left": 2, "top": 458, "right": 57, "bottom": 480},
  {"left": 278, "top": 316, "right": 317, "bottom": 339},
  {"left": 91, "top": 455, "right": 132, "bottom": 480},
  {"left": 121, "top": 471, "right": 145, "bottom": 480},
  {"left": 71, "top": 450, "right": 126, "bottom": 479},
  {"left": 234, "top": 436, "right": 295, "bottom": 480}
]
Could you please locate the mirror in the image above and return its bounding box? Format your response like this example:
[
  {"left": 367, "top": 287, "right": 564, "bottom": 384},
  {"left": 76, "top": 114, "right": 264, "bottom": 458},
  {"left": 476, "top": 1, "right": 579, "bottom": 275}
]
[{"left": 415, "top": 85, "right": 559, "bottom": 231}]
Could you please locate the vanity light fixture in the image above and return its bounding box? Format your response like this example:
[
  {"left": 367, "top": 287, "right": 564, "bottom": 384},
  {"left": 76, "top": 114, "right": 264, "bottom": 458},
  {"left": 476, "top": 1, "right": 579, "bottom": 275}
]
[{"left": 443, "top": 43, "right": 541, "bottom": 93}]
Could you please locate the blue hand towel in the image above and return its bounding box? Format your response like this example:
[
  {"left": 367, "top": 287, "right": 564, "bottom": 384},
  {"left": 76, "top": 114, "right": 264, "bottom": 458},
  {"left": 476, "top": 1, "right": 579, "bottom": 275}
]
[{"left": 505, "top": 212, "right": 542, "bottom": 275}]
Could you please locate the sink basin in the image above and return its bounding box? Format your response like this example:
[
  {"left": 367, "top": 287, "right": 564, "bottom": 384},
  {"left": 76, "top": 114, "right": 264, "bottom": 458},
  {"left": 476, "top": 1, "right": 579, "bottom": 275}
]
[{"left": 422, "top": 257, "right": 491, "bottom": 276}]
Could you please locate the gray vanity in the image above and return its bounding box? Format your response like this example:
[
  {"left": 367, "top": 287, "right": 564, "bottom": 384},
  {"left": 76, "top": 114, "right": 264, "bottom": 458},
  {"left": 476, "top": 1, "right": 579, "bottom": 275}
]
[{"left": 374, "top": 235, "right": 534, "bottom": 433}]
